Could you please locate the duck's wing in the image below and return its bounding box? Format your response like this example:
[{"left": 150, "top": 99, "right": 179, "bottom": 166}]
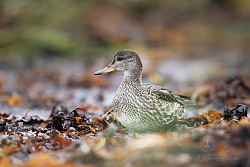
[
  {"left": 167, "top": 90, "right": 195, "bottom": 108},
  {"left": 144, "top": 84, "right": 195, "bottom": 108}
]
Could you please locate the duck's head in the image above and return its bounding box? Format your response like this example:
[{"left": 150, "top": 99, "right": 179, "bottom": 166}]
[{"left": 94, "top": 50, "right": 143, "bottom": 77}]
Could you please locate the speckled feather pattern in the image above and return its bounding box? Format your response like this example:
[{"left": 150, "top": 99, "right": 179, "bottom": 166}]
[
  {"left": 97, "top": 50, "right": 193, "bottom": 133},
  {"left": 112, "top": 78, "right": 187, "bottom": 133}
]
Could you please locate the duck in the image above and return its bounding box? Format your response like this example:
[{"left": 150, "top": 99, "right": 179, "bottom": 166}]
[{"left": 94, "top": 49, "right": 194, "bottom": 133}]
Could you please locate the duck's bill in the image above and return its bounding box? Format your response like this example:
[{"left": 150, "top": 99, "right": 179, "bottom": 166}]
[{"left": 94, "top": 66, "right": 116, "bottom": 75}]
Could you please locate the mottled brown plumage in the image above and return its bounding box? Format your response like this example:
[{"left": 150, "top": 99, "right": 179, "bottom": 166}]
[{"left": 95, "top": 49, "right": 194, "bottom": 133}]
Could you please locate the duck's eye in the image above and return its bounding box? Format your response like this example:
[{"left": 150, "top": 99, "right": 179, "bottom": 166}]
[{"left": 117, "top": 57, "right": 125, "bottom": 61}]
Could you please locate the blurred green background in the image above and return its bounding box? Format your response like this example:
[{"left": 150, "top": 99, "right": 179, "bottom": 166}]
[{"left": 0, "top": 0, "right": 249, "bottom": 63}]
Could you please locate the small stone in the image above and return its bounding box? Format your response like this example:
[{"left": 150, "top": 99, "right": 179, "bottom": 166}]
[{"left": 69, "top": 127, "right": 76, "bottom": 132}]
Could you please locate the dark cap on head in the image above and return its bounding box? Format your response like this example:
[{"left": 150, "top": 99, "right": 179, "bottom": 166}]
[{"left": 113, "top": 49, "right": 143, "bottom": 67}]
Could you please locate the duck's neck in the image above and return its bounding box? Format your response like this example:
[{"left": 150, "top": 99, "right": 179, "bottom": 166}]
[{"left": 122, "top": 69, "right": 142, "bottom": 86}]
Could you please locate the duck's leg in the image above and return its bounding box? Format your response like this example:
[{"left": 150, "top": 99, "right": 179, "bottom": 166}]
[{"left": 100, "top": 109, "right": 114, "bottom": 126}]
